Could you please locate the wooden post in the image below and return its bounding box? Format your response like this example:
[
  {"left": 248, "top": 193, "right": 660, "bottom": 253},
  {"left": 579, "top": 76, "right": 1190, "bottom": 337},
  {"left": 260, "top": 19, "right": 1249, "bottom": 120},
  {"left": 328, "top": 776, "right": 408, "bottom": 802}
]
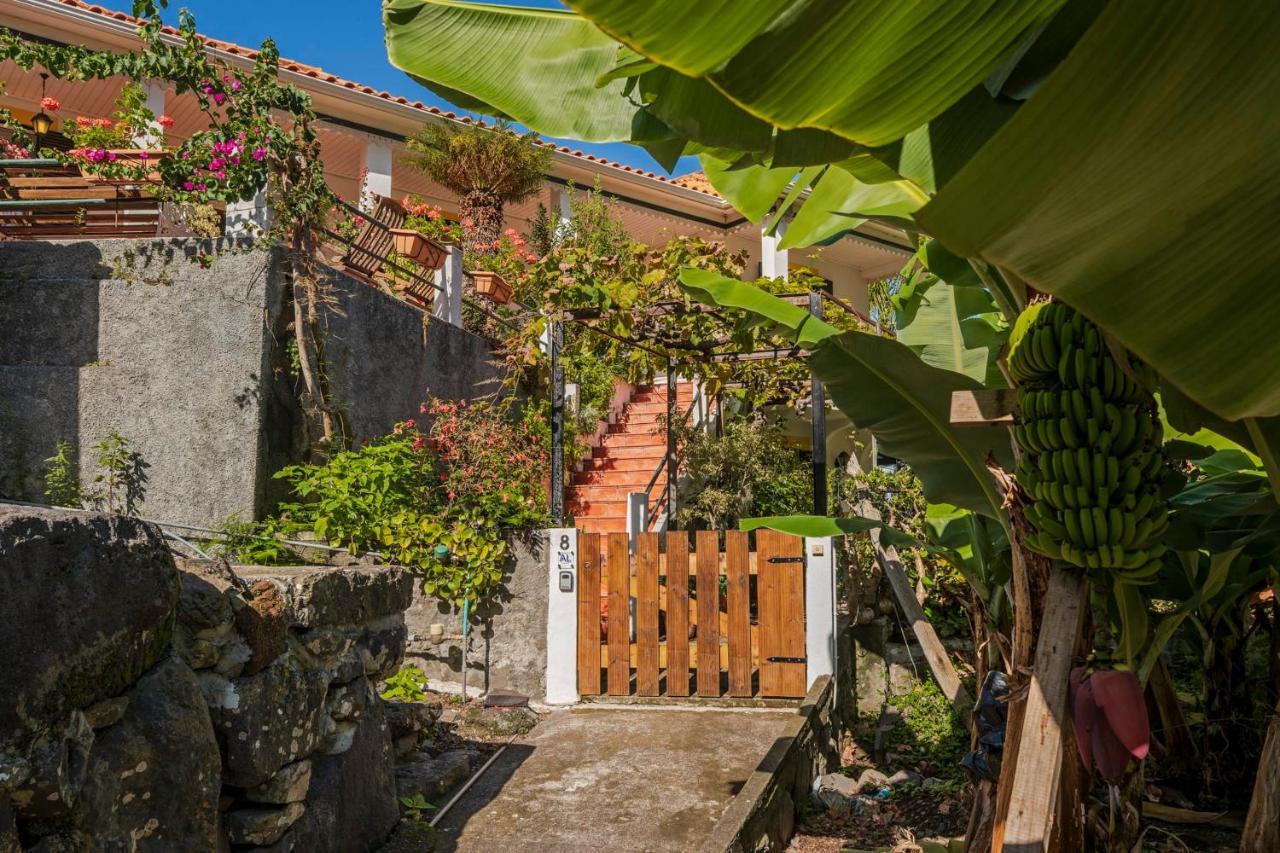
[
  {"left": 862, "top": 503, "right": 973, "bottom": 720},
  {"left": 997, "top": 564, "right": 1088, "bottom": 851}
]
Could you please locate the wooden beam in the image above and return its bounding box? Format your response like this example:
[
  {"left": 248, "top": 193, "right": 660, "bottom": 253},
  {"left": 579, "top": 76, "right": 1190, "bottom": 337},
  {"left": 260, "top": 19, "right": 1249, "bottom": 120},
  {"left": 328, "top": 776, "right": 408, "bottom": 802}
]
[
  {"left": 951, "top": 388, "right": 1018, "bottom": 426},
  {"left": 999, "top": 564, "right": 1088, "bottom": 851},
  {"left": 861, "top": 503, "right": 973, "bottom": 721}
]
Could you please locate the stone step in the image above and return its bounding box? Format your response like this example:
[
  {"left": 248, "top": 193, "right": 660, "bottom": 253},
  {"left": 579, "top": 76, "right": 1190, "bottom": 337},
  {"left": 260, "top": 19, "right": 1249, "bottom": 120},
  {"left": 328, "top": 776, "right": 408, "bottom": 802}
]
[
  {"left": 572, "top": 468, "right": 664, "bottom": 487},
  {"left": 606, "top": 421, "right": 663, "bottom": 436},
  {"left": 565, "top": 497, "right": 629, "bottom": 517},
  {"left": 567, "top": 485, "right": 664, "bottom": 503},
  {"left": 579, "top": 456, "right": 663, "bottom": 472},
  {"left": 592, "top": 444, "right": 665, "bottom": 460},
  {"left": 599, "top": 431, "right": 666, "bottom": 449},
  {"left": 574, "top": 517, "right": 629, "bottom": 534}
]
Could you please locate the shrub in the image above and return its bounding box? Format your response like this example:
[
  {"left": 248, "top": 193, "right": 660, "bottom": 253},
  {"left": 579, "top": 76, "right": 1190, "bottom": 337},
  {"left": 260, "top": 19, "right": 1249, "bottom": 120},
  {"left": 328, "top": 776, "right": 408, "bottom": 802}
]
[{"left": 43, "top": 441, "right": 81, "bottom": 507}]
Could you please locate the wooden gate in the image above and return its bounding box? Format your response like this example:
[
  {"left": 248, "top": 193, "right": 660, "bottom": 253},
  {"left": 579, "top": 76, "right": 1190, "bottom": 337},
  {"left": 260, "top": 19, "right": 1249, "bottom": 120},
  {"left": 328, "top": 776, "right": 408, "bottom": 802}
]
[{"left": 575, "top": 530, "right": 807, "bottom": 699}]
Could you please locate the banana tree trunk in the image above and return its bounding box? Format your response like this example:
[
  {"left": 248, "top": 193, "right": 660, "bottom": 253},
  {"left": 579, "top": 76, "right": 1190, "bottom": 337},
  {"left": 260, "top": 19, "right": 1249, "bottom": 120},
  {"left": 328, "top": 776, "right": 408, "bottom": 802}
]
[{"left": 1242, "top": 699, "right": 1280, "bottom": 852}]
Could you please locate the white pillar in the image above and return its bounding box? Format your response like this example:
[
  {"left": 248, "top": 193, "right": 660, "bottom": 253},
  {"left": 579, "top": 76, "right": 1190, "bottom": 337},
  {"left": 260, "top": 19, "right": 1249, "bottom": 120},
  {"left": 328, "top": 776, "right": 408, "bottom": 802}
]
[
  {"left": 432, "top": 244, "right": 463, "bottom": 327},
  {"left": 545, "top": 528, "right": 580, "bottom": 704},
  {"left": 761, "top": 217, "right": 790, "bottom": 281},
  {"left": 360, "top": 139, "right": 393, "bottom": 209},
  {"left": 805, "top": 536, "right": 836, "bottom": 688},
  {"left": 136, "top": 80, "right": 167, "bottom": 148},
  {"left": 626, "top": 493, "right": 649, "bottom": 549}
]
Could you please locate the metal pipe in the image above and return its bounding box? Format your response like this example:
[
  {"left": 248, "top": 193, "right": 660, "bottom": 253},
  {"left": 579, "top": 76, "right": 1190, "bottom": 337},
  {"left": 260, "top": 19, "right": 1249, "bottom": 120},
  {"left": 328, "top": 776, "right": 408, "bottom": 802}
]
[
  {"left": 809, "top": 291, "right": 828, "bottom": 516},
  {"left": 428, "top": 735, "right": 518, "bottom": 828},
  {"left": 549, "top": 319, "right": 565, "bottom": 525}
]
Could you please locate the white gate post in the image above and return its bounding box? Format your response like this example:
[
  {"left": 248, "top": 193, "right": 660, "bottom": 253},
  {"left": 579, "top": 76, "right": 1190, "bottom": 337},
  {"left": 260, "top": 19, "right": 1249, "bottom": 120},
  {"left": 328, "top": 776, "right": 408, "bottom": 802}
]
[
  {"left": 432, "top": 244, "right": 463, "bottom": 327},
  {"left": 545, "top": 527, "right": 580, "bottom": 704},
  {"left": 805, "top": 536, "right": 836, "bottom": 688}
]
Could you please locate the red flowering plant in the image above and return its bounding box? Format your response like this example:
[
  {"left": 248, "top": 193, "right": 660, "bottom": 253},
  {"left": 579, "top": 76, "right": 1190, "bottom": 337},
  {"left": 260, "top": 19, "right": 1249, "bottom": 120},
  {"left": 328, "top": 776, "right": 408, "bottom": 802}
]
[
  {"left": 273, "top": 397, "right": 548, "bottom": 606},
  {"left": 464, "top": 226, "right": 538, "bottom": 283},
  {"left": 402, "top": 195, "right": 464, "bottom": 246}
]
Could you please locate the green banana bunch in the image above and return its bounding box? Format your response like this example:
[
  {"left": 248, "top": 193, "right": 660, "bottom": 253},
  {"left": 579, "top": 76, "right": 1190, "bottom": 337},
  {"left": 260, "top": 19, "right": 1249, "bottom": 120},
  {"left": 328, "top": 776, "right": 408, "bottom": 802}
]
[{"left": 1009, "top": 300, "right": 1170, "bottom": 585}]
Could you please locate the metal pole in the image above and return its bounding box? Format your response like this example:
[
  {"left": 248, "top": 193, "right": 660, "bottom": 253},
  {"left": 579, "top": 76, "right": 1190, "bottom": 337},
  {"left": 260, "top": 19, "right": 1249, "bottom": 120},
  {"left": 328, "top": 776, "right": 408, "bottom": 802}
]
[
  {"left": 809, "top": 292, "right": 828, "bottom": 516},
  {"left": 666, "top": 359, "right": 679, "bottom": 530},
  {"left": 550, "top": 319, "right": 565, "bottom": 525}
]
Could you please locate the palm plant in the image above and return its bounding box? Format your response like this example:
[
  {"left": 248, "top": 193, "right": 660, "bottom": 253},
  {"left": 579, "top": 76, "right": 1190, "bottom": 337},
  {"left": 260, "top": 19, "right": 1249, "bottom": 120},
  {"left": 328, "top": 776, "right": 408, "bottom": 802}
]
[{"left": 404, "top": 119, "right": 549, "bottom": 254}]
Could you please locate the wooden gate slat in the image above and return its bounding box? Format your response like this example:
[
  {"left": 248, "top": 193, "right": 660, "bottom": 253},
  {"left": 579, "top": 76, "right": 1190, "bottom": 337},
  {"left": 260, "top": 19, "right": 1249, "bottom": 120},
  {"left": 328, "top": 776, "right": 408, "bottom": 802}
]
[
  {"left": 665, "top": 533, "right": 691, "bottom": 697},
  {"left": 757, "top": 530, "right": 807, "bottom": 698},
  {"left": 725, "top": 530, "right": 752, "bottom": 697},
  {"left": 695, "top": 530, "right": 721, "bottom": 698},
  {"left": 606, "top": 532, "right": 631, "bottom": 696},
  {"left": 576, "top": 532, "right": 601, "bottom": 695},
  {"left": 635, "top": 532, "right": 660, "bottom": 696}
]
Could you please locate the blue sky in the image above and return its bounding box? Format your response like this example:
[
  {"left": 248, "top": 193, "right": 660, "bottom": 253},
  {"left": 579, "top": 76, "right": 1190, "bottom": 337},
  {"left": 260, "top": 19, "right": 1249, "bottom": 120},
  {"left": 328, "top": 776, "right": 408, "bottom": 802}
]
[{"left": 122, "top": 0, "right": 695, "bottom": 175}]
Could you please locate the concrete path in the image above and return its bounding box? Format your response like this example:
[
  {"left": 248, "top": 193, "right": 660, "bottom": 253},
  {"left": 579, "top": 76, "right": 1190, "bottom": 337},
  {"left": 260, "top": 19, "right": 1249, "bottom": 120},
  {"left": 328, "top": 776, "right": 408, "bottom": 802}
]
[{"left": 432, "top": 705, "right": 796, "bottom": 853}]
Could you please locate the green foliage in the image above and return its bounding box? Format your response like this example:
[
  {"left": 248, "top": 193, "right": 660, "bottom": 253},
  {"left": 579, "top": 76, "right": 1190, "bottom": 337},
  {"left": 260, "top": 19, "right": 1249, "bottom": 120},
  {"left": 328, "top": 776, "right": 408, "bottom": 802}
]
[
  {"left": 273, "top": 399, "right": 547, "bottom": 606},
  {"left": 381, "top": 664, "right": 430, "bottom": 702},
  {"left": 675, "top": 415, "right": 811, "bottom": 530},
  {"left": 208, "top": 515, "right": 300, "bottom": 566},
  {"left": 405, "top": 119, "right": 549, "bottom": 203},
  {"left": 42, "top": 441, "right": 81, "bottom": 508},
  {"left": 885, "top": 680, "right": 970, "bottom": 783},
  {"left": 85, "top": 431, "right": 148, "bottom": 515},
  {"left": 398, "top": 792, "right": 436, "bottom": 824}
]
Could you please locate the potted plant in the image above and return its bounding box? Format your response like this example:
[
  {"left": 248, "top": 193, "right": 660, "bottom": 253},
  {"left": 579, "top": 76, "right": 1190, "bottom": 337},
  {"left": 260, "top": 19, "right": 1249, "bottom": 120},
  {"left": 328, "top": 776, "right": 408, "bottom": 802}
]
[
  {"left": 65, "top": 84, "right": 173, "bottom": 184},
  {"left": 465, "top": 228, "right": 535, "bottom": 305},
  {"left": 389, "top": 227, "right": 448, "bottom": 271}
]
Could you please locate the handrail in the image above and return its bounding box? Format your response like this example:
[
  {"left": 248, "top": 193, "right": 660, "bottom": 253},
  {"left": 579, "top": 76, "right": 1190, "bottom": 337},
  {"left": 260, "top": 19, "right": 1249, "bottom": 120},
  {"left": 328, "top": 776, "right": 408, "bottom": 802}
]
[{"left": 639, "top": 382, "right": 707, "bottom": 531}]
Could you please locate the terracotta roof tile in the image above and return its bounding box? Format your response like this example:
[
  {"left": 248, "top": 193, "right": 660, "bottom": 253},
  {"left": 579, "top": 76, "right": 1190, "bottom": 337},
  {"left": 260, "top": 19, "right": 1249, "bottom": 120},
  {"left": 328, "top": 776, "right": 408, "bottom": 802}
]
[{"left": 48, "top": 0, "right": 706, "bottom": 188}]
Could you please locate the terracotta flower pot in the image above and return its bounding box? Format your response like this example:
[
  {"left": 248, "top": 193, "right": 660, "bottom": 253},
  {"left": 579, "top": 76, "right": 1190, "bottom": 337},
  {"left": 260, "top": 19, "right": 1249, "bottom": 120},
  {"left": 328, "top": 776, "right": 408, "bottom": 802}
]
[
  {"left": 80, "top": 149, "right": 169, "bottom": 184},
  {"left": 470, "top": 270, "right": 513, "bottom": 304},
  {"left": 389, "top": 228, "right": 448, "bottom": 271}
]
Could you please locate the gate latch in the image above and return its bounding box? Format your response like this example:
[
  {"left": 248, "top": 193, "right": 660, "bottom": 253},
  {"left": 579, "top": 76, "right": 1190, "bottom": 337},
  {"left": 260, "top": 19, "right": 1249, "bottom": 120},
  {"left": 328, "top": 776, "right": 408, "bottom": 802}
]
[
  {"left": 766, "top": 556, "right": 804, "bottom": 564},
  {"left": 766, "top": 656, "right": 807, "bottom": 664}
]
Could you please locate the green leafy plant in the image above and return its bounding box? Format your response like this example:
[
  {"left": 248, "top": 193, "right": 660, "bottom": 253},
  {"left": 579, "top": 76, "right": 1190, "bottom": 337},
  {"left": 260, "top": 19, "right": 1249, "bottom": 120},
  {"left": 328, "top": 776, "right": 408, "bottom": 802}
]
[
  {"left": 884, "top": 680, "right": 970, "bottom": 784},
  {"left": 85, "top": 430, "right": 148, "bottom": 515},
  {"left": 676, "top": 415, "right": 811, "bottom": 530},
  {"left": 381, "top": 664, "right": 430, "bottom": 702},
  {"left": 404, "top": 119, "right": 549, "bottom": 253},
  {"left": 208, "top": 515, "right": 300, "bottom": 566},
  {"left": 43, "top": 440, "right": 82, "bottom": 508}
]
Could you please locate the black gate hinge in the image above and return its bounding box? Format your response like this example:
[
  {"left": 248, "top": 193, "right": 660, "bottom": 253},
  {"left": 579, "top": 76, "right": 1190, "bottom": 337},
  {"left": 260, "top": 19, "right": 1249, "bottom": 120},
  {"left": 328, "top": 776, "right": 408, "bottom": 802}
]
[
  {"left": 766, "top": 656, "right": 807, "bottom": 664},
  {"left": 765, "top": 556, "right": 804, "bottom": 564}
]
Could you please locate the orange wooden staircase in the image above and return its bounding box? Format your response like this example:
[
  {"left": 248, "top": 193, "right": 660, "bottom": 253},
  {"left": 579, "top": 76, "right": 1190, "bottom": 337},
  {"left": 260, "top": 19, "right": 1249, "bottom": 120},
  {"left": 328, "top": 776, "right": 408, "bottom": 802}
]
[{"left": 566, "top": 382, "right": 696, "bottom": 534}]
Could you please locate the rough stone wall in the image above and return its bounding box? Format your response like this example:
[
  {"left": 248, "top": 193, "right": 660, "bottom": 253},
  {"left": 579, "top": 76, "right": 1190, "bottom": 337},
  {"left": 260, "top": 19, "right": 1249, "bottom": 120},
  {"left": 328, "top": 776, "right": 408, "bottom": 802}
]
[
  {"left": 0, "top": 238, "right": 282, "bottom": 526},
  {"left": 316, "top": 265, "right": 504, "bottom": 446},
  {"left": 0, "top": 239, "right": 503, "bottom": 527},
  {"left": 1, "top": 506, "right": 414, "bottom": 852},
  {"left": 403, "top": 535, "right": 546, "bottom": 700}
]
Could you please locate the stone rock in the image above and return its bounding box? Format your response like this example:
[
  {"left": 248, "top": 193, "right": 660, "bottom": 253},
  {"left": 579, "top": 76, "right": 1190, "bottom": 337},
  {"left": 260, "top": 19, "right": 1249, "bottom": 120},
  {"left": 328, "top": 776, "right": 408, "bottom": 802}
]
[
  {"left": 358, "top": 619, "right": 408, "bottom": 681},
  {"left": 174, "top": 558, "right": 241, "bottom": 632},
  {"left": 384, "top": 701, "right": 442, "bottom": 743},
  {"left": 214, "top": 654, "right": 329, "bottom": 788},
  {"left": 316, "top": 720, "right": 358, "bottom": 756},
  {"left": 214, "top": 636, "right": 253, "bottom": 678},
  {"left": 280, "top": 697, "right": 399, "bottom": 853},
  {"left": 9, "top": 712, "right": 93, "bottom": 820},
  {"left": 886, "top": 769, "right": 924, "bottom": 787},
  {"left": 460, "top": 706, "right": 538, "bottom": 738},
  {"left": 299, "top": 628, "right": 363, "bottom": 685},
  {"left": 178, "top": 635, "right": 221, "bottom": 670},
  {"left": 0, "top": 509, "right": 177, "bottom": 751},
  {"left": 245, "top": 759, "right": 312, "bottom": 805},
  {"left": 395, "top": 749, "right": 478, "bottom": 803},
  {"left": 225, "top": 802, "right": 305, "bottom": 846},
  {"left": 234, "top": 581, "right": 288, "bottom": 677},
  {"left": 82, "top": 696, "right": 129, "bottom": 730},
  {"left": 61, "top": 658, "right": 221, "bottom": 850},
  {"left": 813, "top": 772, "right": 859, "bottom": 812},
  {"left": 325, "top": 680, "right": 369, "bottom": 723},
  {"left": 235, "top": 565, "right": 413, "bottom": 629},
  {"left": 856, "top": 768, "right": 890, "bottom": 792}
]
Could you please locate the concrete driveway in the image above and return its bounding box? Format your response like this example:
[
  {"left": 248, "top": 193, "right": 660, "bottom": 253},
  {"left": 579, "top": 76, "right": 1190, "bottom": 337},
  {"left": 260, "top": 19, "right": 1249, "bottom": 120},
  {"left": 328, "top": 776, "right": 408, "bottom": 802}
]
[{"left": 432, "top": 705, "right": 797, "bottom": 853}]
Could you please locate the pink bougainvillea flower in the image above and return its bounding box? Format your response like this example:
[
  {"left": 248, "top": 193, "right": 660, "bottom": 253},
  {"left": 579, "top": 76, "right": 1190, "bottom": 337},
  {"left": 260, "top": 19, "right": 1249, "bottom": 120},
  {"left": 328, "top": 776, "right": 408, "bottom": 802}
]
[
  {"left": 138, "top": 151, "right": 149, "bottom": 160},
  {"left": 251, "top": 148, "right": 267, "bottom": 161},
  {"left": 39, "top": 96, "right": 60, "bottom": 111},
  {"left": 212, "top": 93, "right": 226, "bottom": 105},
  {"left": 182, "top": 181, "right": 195, "bottom": 191}
]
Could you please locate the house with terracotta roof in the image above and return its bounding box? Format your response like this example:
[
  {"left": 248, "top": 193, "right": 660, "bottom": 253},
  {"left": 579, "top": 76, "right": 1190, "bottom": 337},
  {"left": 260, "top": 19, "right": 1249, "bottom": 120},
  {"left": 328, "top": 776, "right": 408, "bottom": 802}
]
[{"left": 0, "top": 0, "right": 910, "bottom": 314}]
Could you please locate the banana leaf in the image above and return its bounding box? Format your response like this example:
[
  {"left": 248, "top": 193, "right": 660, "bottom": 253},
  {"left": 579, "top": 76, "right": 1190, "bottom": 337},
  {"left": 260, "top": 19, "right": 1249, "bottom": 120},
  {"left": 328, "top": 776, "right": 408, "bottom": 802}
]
[
  {"left": 894, "top": 273, "right": 1006, "bottom": 386},
  {"left": 918, "top": 0, "right": 1280, "bottom": 426},
  {"left": 567, "top": 0, "right": 1067, "bottom": 146},
  {"left": 680, "top": 270, "right": 1012, "bottom": 519},
  {"left": 740, "top": 514, "right": 918, "bottom": 550}
]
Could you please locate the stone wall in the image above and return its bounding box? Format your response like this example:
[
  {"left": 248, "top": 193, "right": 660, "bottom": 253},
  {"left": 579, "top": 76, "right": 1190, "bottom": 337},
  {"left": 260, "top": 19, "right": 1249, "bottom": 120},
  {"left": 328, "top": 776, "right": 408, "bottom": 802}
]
[
  {"left": 0, "top": 505, "right": 415, "bottom": 852},
  {"left": 403, "top": 535, "right": 547, "bottom": 701},
  {"left": 0, "top": 238, "right": 503, "bottom": 527}
]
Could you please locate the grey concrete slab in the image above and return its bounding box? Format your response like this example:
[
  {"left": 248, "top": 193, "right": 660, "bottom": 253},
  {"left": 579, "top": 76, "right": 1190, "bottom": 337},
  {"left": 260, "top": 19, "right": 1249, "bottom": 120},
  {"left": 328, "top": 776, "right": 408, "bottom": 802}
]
[{"left": 432, "top": 705, "right": 797, "bottom": 853}]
